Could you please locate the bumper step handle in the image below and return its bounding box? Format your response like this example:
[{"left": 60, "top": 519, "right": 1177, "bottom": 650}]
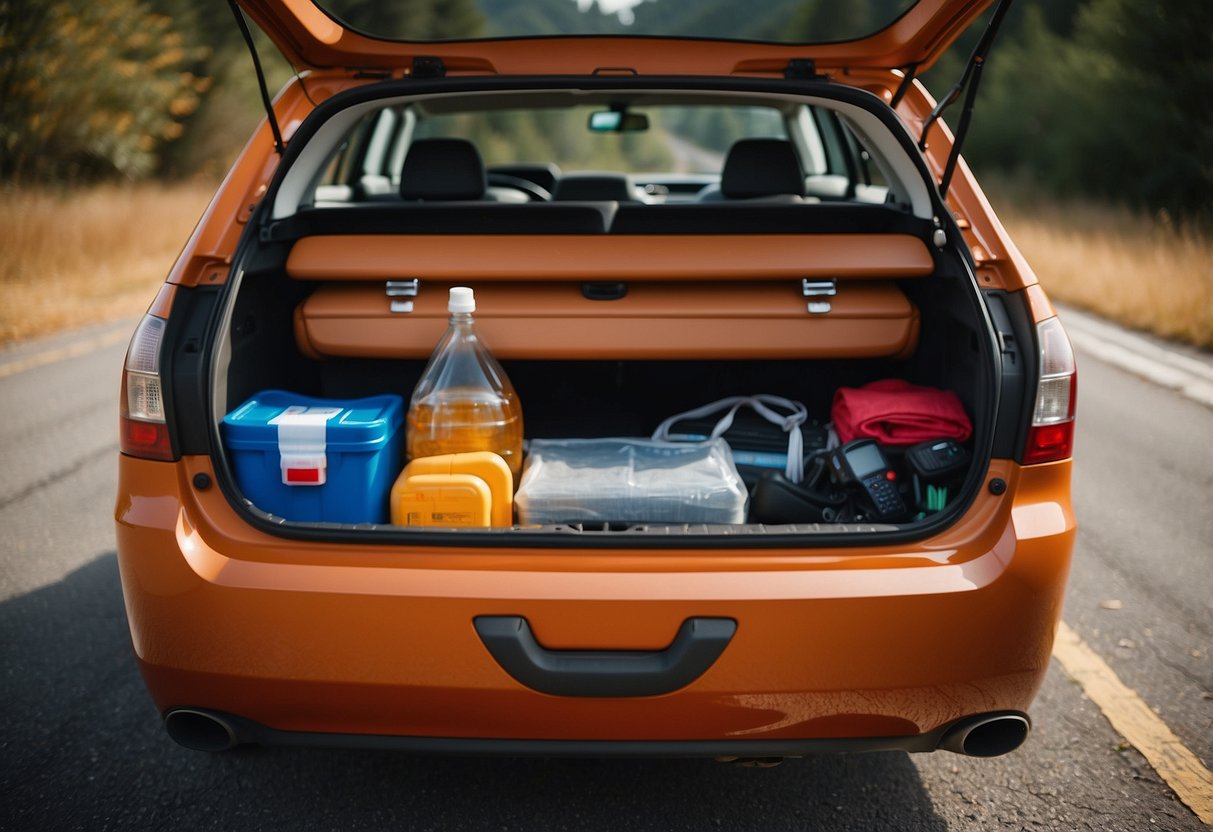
[{"left": 473, "top": 616, "right": 737, "bottom": 698}]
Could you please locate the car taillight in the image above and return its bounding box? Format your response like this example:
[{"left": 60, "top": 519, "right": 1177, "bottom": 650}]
[
  {"left": 120, "top": 314, "right": 174, "bottom": 460},
  {"left": 1023, "top": 316, "right": 1077, "bottom": 464}
]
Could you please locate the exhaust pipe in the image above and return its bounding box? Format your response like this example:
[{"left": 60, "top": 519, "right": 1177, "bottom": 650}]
[
  {"left": 164, "top": 708, "right": 241, "bottom": 752},
  {"left": 939, "top": 713, "right": 1030, "bottom": 757},
  {"left": 714, "top": 756, "right": 786, "bottom": 768}
]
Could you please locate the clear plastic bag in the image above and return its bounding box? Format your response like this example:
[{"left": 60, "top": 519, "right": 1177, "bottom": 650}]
[{"left": 515, "top": 438, "right": 748, "bottom": 525}]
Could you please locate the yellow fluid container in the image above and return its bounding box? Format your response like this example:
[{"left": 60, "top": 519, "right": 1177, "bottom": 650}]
[
  {"left": 391, "top": 451, "right": 514, "bottom": 527},
  {"left": 391, "top": 474, "right": 490, "bottom": 527}
]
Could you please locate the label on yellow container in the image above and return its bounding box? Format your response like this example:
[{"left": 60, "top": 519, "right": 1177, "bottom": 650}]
[
  {"left": 393, "top": 473, "right": 491, "bottom": 527},
  {"left": 391, "top": 452, "right": 514, "bottom": 527}
]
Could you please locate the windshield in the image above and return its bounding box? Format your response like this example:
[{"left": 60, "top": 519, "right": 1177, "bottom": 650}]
[{"left": 310, "top": 0, "right": 919, "bottom": 43}]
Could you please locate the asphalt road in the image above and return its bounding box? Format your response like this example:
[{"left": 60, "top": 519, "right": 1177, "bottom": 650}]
[{"left": 1, "top": 313, "right": 1209, "bottom": 831}]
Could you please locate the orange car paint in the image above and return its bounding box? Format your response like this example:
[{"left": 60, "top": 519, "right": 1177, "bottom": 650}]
[{"left": 117, "top": 454, "right": 1073, "bottom": 740}]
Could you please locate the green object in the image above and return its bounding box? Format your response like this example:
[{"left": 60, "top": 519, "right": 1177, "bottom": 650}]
[{"left": 924, "top": 484, "right": 949, "bottom": 513}]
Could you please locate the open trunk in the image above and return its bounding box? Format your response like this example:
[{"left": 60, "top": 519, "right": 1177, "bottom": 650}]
[
  {"left": 210, "top": 209, "right": 996, "bottom": 542},
  {"left": 198, "top": 79, "right": 1006, "bottom": 544}
]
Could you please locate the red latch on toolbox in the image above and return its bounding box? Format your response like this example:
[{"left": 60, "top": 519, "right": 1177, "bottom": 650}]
[{"left": 269, "top": 406, "right": 341, "bottom": 486}]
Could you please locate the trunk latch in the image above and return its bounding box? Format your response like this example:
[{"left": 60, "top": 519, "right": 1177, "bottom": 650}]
[
  {"left": 387, "top": 279, "right": 420, "bottom": 313},
  {"left": 802, "top": 279, "right": 837, "bottom": 314},
  {"left": 582, "top": 282, "right": 628, "bottom": 301}
]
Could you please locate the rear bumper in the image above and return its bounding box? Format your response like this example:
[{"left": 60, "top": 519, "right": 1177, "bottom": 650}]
[
  {"left": 116, "top": 455, "right": 1074, "bottom": 746},
  {"left": 161, "top": 707, "right": 1031, "bottom": 756}
]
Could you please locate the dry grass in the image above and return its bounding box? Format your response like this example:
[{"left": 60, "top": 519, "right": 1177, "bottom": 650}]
[
  {"left": 2, "top": 181, "right": 1210, "bottom": 351},
  {"left": 0, "top": 182, "right": 215, "bottom": 344},
  {"left": 993, "top": 192, "right": 1213, "bottom": 350}
]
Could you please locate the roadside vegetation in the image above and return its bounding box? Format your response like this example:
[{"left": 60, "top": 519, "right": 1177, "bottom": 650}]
[
  {"left": 990, "top": 185, "right": 1213, "bottom": 350},
  {"left": 0, "top": 182, "right": 214, "bottom": 343}
]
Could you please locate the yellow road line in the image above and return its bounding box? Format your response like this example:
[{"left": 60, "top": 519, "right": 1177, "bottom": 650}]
[
  {"left": 1053, "top": 621, "right": 1213, "bottom": 825},
  {"left": 0, "top": 328, "right": 131, "bottom": 379}
]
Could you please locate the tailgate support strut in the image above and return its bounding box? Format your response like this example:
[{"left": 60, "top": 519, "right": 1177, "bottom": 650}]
[
  {"left": 228, "top": 0, "right": 285, "bottom": 155},
  {"left": 918, "top": 0, "right": 1014, "bottom": 197}
]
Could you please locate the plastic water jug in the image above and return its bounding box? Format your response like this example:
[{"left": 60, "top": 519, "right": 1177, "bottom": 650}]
[{"left": 406, "top": 287, "right": 524, "bottom": 477}]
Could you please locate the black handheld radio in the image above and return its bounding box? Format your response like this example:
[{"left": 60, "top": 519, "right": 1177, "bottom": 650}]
[{"left": 828, "top": 439, "right": 907, "bottom": 520}]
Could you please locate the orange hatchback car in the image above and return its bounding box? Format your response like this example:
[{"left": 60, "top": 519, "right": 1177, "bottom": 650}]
[{"left": 115, "top": 0, "right": 1077, "bottom": 760}]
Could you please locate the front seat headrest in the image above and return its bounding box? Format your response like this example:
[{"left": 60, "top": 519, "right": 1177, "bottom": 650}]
[
  {"left": 400, "top": 138, "right": 487, "bottom": 200},
  {"left": 552, "top": 173, "right": 641, "bottom": 202}
]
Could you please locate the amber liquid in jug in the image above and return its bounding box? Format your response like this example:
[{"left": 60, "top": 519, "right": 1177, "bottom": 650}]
[{"left": 406, "top": 287, "right": 523, "bottom": 477}]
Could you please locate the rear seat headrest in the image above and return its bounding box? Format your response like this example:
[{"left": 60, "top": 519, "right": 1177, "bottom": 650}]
[
  {"left": 720, "top": 139, "right": 805, "bottom": 199},
  {"left": 401, "top": 139, "right": 487, "bottom": 201}
]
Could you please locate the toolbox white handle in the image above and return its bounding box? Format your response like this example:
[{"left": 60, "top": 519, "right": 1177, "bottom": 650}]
[{"left": 269, "top": 406, "right": 341, "bottom": 486}]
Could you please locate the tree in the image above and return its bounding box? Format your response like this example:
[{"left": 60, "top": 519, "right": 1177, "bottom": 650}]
[
  {"left": 1073, "top": 0, "right": 1213, "bottom": 221},
  {"left": 0, "top": 0, "right": 207, "bottom": 182},
  {"left": 956, "top": 0, "right": 1213, "bottom": 223}
]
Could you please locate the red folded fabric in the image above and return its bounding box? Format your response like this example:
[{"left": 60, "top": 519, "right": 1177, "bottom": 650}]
[{"left": 832, "top": 379, "right": 971, "bottom": 446}]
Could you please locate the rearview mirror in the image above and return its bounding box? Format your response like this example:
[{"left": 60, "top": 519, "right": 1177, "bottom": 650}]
[{"left": 588, "top": 110, "right": 650, "bottom": 133}]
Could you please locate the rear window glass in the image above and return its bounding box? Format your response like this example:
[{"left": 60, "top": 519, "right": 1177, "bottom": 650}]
[
  {"left": 311, "top": 0, "right": 918, "bottom": 44},
  {"left": 310, "top": 98, "right": 904, "bottom": 210},
  {"left": 413, "top": 106, "right": 785, "bottom": 174}
]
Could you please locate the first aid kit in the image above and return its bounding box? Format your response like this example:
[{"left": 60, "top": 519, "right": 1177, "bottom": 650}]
[{"left": 222, "top": 390, "right": 404, "bottom": 523}]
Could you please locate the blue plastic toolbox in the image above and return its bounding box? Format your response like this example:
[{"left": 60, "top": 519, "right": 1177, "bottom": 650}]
[{"left": 222, "top": 390, "right": 404, "bottom": 524}]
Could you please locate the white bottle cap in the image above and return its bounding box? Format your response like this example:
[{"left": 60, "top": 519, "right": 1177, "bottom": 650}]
[{"left": 448, "top": 286, "right": 476, "bottom": 314}]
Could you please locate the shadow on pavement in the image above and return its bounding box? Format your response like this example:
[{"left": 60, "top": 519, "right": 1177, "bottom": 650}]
[{"left": 1, "top": 554, "right": 948, "bottom": 831}]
